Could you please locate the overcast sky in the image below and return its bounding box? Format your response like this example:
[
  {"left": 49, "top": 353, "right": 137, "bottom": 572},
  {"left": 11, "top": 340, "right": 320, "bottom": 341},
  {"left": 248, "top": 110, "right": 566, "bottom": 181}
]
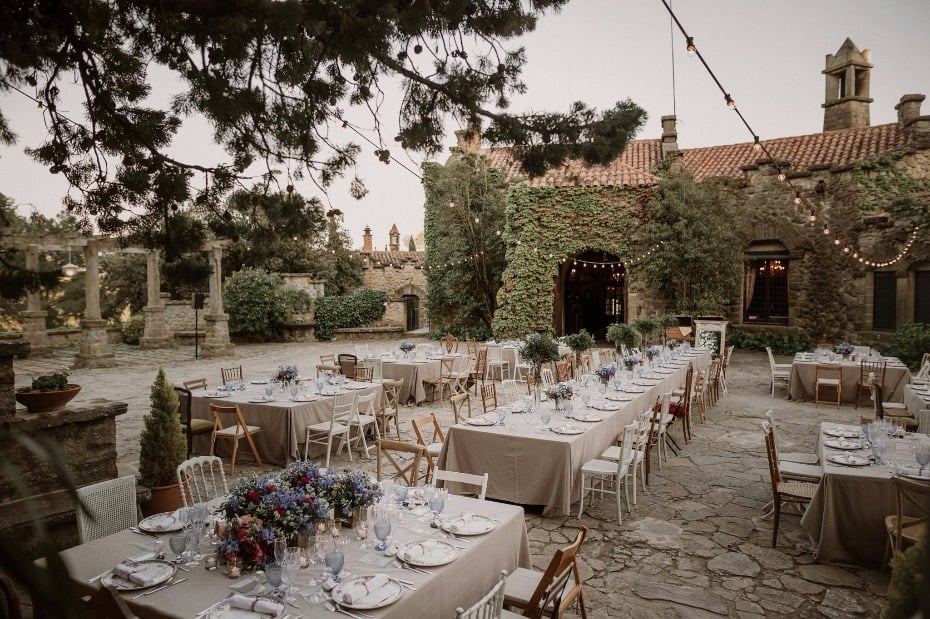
[{"left": 2, "top": 0, "right": 928, "bottom": 250}]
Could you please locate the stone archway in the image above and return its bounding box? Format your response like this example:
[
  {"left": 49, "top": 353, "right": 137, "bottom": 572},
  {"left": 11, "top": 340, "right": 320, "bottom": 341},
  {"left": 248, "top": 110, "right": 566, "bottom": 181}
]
[{"left": 557, "top": 250, "right": 626, "bottom": 338}]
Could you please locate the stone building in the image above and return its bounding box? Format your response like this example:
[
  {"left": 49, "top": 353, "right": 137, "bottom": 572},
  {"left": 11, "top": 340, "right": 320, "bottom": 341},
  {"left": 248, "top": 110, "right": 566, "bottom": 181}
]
[
  {"left": 427, "top": 39, "right": 930, "bottom": 343},
  {"left": 359, "top": 224, "right": 428, "bottom": 332}
]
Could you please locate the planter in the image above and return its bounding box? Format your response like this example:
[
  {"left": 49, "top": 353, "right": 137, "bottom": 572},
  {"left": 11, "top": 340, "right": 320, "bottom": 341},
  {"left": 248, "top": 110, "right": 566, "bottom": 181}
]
[
  {"left": 141, "top": 482, "right": 183, "bottom": 516},
  {"left": 15, "top": 384, "right": 81, "bottom": 413}
]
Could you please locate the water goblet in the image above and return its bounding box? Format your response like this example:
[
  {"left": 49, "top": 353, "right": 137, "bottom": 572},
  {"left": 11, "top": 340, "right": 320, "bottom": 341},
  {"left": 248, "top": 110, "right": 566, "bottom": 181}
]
[
  {"left": 289, "top": 382, "right": 299, "bottom": 400},
  {"left": 324, "top": 549, "right": 345, "bottom": 582},
  {"left": 264, "top": 384, "right": 274, "bottom": 400},
  {"left": 496, "top": 407, "right": 506, "bottom": 426},
  {"left": 315, "top": 378, "right": 325, "bottom": 395},
  {"left": 540, "top": 409, "right": 551, "bottom": 427},
  {"left": 563, "top": 399, "right": 574, "bottom": 417},
  {"left": 428, "top": 489, "right": 447, "bottom": 528},
  {"left": 153, "top": 538, "right": 165, "bottom": 560},
  {"left": 265, "top": 562, "right": 283, "bottom": 596},
  {"left": 274, "top": 537, "right": 287, "bottom": 564},
  {"left": 354, "top": 507, "right": 369, "bottom": 546},
  {"left": 372, "top": 509, "right": 392, "bottom": 552},
  {"left": 168, "top": 533, "right": 187, "bottom": 565},
  {"left": 581, "top": 393, "right": 591, "bottom": 409},
  {"left": 599, "top": 382, "right": 608, "bottom": 397},
  {"left": 393, "top": 483, "right": 408, "bottom": 507},
  {"left": 185, "top": 528, "right": 202, "bottom": 567}
]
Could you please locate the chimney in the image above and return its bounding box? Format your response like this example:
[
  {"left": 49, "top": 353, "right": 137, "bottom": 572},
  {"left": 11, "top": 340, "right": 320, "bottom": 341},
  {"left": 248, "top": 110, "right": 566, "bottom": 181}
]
[
  {"left": 454, "top": 127, "right": 482, "bottom": 153},
  {"left": 822, "top": 38, "right": 873, "bottom": 131},
  {"left": 660, "top": 115, "right": 679, "bottom": 157},
  {"left": 362, "top": 226, "right": 372, "bottom": 253},
  {"left": 388, "top": 224, "right": 400, "bottom": 252},
  {"left": 896, "top": 94, "right": 930, "bottom": 135}
]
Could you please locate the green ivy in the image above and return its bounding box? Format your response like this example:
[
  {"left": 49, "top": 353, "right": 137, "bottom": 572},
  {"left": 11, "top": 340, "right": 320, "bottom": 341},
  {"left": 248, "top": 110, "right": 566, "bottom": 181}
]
[
  {"left": 853, "top": 151, "right": 930, "bottom": 216},
  {"left": 122, "top": 314, "right": 145, "bottom": 345},
  {"left": 224, "top": 268, "right": 312, "bottom": 341},
  {"left": 883, "top": 321, "right": 930, "bottom": 369},
  {"left": 427, "top": 324, "right": 494, "bottom": 341},
  {"left": 314, "top": 288, "right": 387, "bottom": 341},
  {"left": 727, "top": 329, "right": 812, "bottom": 356}
]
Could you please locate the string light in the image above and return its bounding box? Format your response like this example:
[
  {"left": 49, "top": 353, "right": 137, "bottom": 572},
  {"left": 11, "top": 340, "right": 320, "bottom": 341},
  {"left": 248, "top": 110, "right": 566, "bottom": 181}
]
[
  {"left": 752, "top": 136, "right": 762, "bottom": 151},
  {"left": 724, "top": 94, "right": 735, "bottom": 108},
  {"left": 794, "top": 192, "right": 802, "bottom": 205},
  {"left": 777, "top": 172, "right": 786, "bottom": 182}
]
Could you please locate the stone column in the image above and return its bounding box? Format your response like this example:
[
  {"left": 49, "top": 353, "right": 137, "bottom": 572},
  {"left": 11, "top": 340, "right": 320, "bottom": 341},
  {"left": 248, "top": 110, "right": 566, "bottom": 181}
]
[
  {"left": 73, "top": 240, "right": 115, "bottom": 368},
  {"left": 20, "top": 244, "right": 52, "bottom": 357},
  {"left": 201, "top": 246, "right": 235, "bottom": 357},
  {"left": 140, "top": 250, "right": 172, "bottom": 349},
  {"left": 1, "top": 341, "right": 31, "bottom": 418}
]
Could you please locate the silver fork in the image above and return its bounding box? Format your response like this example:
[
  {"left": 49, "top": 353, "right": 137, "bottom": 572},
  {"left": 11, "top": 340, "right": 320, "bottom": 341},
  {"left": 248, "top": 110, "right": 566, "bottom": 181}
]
[
  {"left": 393, "top": 559, "right": 429, "bottom": 575},
  {"left": 326, "top": 601, "right": 371, "bottom": 619}
]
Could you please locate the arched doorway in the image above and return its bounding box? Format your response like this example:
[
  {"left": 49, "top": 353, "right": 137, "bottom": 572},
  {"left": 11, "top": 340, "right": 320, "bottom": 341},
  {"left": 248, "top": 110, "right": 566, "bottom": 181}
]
[
  {"left": 559, "top": 250, "right": 626, "bottom": 339},
  {"left": 403, "top": 295, "right": 420, "bottom": 331}
]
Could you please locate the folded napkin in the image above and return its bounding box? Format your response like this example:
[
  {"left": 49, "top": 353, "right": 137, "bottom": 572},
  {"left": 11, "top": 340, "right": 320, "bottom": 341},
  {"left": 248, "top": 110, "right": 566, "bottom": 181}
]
[
  {"left": 111, "top": 563, "right": 158, "bottom": 586},
  {"left": 898, "top": 466, "right": 930, "bottom": 479},
  {"left": 340, "top": 574, "right": 392, "bottom": 606},
  {"left": 228, "top": 594, "right": 284, "bottom": 616},
  {"left": 403, "top": 539, "right": 448, "bottom": 561},
  {"left": 834, "top": 439, "right": 861, "bottom": 449}
]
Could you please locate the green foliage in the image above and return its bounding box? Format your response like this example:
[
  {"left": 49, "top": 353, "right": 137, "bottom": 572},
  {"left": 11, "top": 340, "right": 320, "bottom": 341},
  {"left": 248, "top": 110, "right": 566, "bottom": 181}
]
[
  {"left": 519, "top": 333, "right": 563, "bottom": 377},
  {"left": 100, "top": 254, "right": 148, "bottom": 318},
  {"left": 224, "top": 268, "right": 312, "bottom": 341},
  {"left": 314, "top": 288, "right": 387, "bottom": 341},
  {"left": 428, "top": 324, "right": 494, "bottom": 342},
  {"left": 138, "top": 368, "right": 186, "bottom": 488},
  {"left": 727, "top": 329, "right": 812, "bottom": 356},
  {"left": 563, "top": 329, "right": 595, "bottom": 353},
  {"left": 1, "top": 1, "right": 645, "bottom": 244},
  {"left": 606, "top": 323, "right": 638, "bottom": 350},
  {"left": 424, "top": 154, "right": 509, "bottom": 330},
  {"left": 493, "top": 184, "right": 648, "bottom": 337},
  {"left": 885, "top": 537, "right": 927, "bottom": 619},
  {"left": 122, "top": 314, "right": 145, "bottom": 345},
  {"left": 29, "top": 369, "right": 71, "bottom": 391},
  {"left": 639, "top": 173, "right": 743, "bottom": 314},
  {"left": 854, "top": 151, "right": 930, "bottom": 217},
  {"left": 885, "top": 321, "right": 930, "bottom": 369},
  {"left": 631, "top": 316, "right": 660, "bottom": 347}
]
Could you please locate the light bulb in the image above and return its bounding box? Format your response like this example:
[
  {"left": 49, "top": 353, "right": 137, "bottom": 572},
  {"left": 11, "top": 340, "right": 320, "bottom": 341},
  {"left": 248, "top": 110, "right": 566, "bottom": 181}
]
[
  {"left": 794, "top": 193, "right": 802, "bottom": 205},
  {"left": 686, "top": 36, "right": 695, "bottom": 56},
  {"left": 834, "top": 239, "right": 841, "bottom": 245},
  {"left": 823, "top": 225, "right": 830, "bottom": 235},
  {"left": 753, "top": 136, "right": 762, "bottom": 151},
  {"left": 725, "top": 94, "right": 735, "bottom": 108},
  {"left": 809, "top": 211, "right": 817, "bottom": 223},
  {"left": 777, "top": 173, "right": 786, "bottom": 182},
  {"left": 843, "top": 247, "right": 850, "bottom": 253}
]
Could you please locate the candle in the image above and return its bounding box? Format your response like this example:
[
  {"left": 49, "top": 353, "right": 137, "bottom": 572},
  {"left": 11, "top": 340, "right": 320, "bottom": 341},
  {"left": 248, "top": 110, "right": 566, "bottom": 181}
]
[
  {"left": 228, "top": 558, "right": 241, "bottom": 579},
  {"left": 205, "top": 556, "right": 217, "bottom": 570}
]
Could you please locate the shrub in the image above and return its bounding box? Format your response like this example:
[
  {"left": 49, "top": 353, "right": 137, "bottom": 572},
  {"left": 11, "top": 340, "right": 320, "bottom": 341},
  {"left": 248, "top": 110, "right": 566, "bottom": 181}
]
[
  {"left": 606, "top": 323, "right": 638, "bottom": 351},
  {"left": 314, "top": 288, "right": 387, "bottom": 341},
  {"left": 885, "top": 321, "right": 930, "bottom": 369},
  {"left": 563, "top": 329, "right": 595, "bottom": 353},
  {"left": 29, "top": 369, "right": 71, "bottom": 391},
  {"left": 224, "top": 268, "right": 311, "bottom": 341},
  {"left": 631, "top": 316, "right": 660, "bottom": 347},
  {"left": 137, "top": 368, "right": 186, "bottom": 488},
  {"left": 727, "top": 329, "right": 811, "bottom": 355},
  {"left": 885, "top": 537, "right": 926, "bottom": 619},
  {"left": 122, "top": 314, "right": 145, "bottom": 345},
  {"left": 428, "top": 324, "right": 494, "bottom": 342}
]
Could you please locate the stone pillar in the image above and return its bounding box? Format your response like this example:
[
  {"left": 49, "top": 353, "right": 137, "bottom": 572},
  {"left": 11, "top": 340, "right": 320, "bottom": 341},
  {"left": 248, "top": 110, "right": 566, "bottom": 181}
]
[
  {"left": 201, "top": 246, "right": 235, "bottom": 357},
  {"left": 20, "top": 245, "right": 52, "bottom": 357},
  {"left": 1, "top": 341, "right": 31, "bottom": 418},
  {"left": 73, "top": 240, "right": 115, "bottom": 368},
  {"left": 140, "top": 250, "right": 172, "bottom": 349}
]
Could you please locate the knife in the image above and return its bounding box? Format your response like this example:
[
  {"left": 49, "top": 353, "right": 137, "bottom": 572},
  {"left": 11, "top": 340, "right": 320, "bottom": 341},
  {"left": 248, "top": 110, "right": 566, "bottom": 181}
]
[{"left": 132, "top": 577, "right": 189, "bottom": 599}]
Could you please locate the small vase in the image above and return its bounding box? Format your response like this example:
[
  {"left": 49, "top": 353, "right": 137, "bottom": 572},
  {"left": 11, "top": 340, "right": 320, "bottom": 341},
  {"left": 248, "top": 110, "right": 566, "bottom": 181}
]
[{"left": 554, "top": 397, "right": 564, "bottom": 412}]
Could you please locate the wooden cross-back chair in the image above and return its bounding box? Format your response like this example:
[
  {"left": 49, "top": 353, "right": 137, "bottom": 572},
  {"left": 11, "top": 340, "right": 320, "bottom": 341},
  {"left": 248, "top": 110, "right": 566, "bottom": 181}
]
[
  {"left": 443, "top": 332, "right": 460, "bottom": 353},
  {"left": 884, "top": 474, "right": 930, "bottom": 564},
  {"left": 220, "top": 365, "right": 243, "bottom": 386},
  {"left": 411, "top": 412, "right": 445, "bottom": 482},
  {"left": 209, "top": 403, "right": 262, "bottom": 474},
  {"left": 317, "top": 354, "right": 341, "bottom": 377},
  {"left": 450, "top": 391, "right": 473, "bottom": 424},
  {"left": 379, "top": 377, "right": 404, "bottom": 439},
  {"left": 183, "top": 377, "right": 207, "bottom": 390},
  {"left": 503, "top": 526, "right": 588, "bottom": 618},
  {"left": 376, "top": 439, "right": 426, "bottom": 486}
]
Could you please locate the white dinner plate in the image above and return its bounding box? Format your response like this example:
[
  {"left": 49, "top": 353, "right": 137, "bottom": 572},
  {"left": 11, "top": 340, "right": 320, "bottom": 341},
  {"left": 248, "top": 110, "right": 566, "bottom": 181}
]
[
  {"left": 441, "top": 513, "right": 497, "bottom": 536},
  {"left": 248, "top": 396, "right": 274, "bottom": 403},
  {"left": 137, "top": 511, "right": 182, "bottom": 533},
  {"left": 204, "top": 391, "right": 229, "bottom": 398},
  {"left": 465, "top": 417, "right": 497, "bottom": 426},
  {"left": 293, "top": 395, "right": 319, "bottom": 402},
  {"left": 620, "top": 387, "right": 646, "bottom": 394},
  {"left": 331, "top": 576, "right": 404, "bottom": 610},
  {"left": 102, "top": 560, "right": 176, "bottom": 591},
  {"left": 822, "top": 428, "right": 861, "bottom": 439},
  {"left": 654, "top": 369, "right": 675, "bottom": 375},
  {"left": 550, "top": 425, "right": 585, "bottom": 435},
  {"left": 823, "top": 439, "right": 864, "bottom": 450},
  {"left": 827, "top": 454, "right": 871, "bottom": 467},
  {"left": 589, "top": 403, "right": 620, "bottom": 412},
  {"left": 571, "top": 413, "right": 606, "bottom": 422},
  {"left": 250, "top": 379, "right": 269, "bottom": 385},
  {"left": 605, "top": 394, "right": 633, "bottom": 402},
  {"left": 396, "top": 539, "right": 459, "bottom": 567}
]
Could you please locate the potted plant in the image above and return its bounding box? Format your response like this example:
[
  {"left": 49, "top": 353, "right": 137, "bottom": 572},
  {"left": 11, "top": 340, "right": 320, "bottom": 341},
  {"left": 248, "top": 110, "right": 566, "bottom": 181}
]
[
  {"left": 631, "top": 316, "right": 660, "bottom": 349},
  {"left": 564, "top": 329, "right": 595, "bottom": 380},
  {"left": 138, "top": 368, "right": 187, "bottom": 515},
  {"left": 606, "top": 323, "right": 637, "bottom": 353},
  {"left": 519, "top": 333, "right": 562, "bottom": 405},
  {"left": 15, "top": 369, "right": 81, "bottom": 413}
]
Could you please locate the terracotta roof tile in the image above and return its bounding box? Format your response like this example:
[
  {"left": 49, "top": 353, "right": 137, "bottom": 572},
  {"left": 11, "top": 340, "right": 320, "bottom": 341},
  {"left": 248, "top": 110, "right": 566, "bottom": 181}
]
[
  {"left": 366, "top": 250, "right": 424, "bottom": 268},
  {"left": 482, "top": 123, "right": 909, "bottom": 187}
]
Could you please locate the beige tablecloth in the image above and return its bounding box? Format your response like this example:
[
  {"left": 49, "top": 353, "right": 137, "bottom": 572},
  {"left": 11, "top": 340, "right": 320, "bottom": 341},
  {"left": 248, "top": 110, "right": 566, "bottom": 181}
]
[
  {"left": 438, "top": 349, "right": 711, "bottom": 517},
  {"left": 788, "top": 356, "right": 910, "bottom": 404},
  {"left": 902, "top": 383, "right": 930, "bottom": 416},
  {"left": 191, "top": 382, "right": 383, "bottom": 466},
  {"left": 42, "top": 495, "right": 530, "bottom": 619},
  {"left": 800, "top": 422, "right": 930, "bottom": 566}
]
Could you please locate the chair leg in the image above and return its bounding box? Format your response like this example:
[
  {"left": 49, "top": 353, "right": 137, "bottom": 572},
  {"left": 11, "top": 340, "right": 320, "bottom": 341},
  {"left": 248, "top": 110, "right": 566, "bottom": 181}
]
[
  {"left": 243, "top": 432, "right": 262, "bottom": 467},
  {"left": 578, "top": 475, "right": 586, "bottom": 517},
  {"left": 230, "top": 439, "right": 239, "bottom": 476},
  {"left": 771, "top": 498, "right": 781, "bottom": 548}
]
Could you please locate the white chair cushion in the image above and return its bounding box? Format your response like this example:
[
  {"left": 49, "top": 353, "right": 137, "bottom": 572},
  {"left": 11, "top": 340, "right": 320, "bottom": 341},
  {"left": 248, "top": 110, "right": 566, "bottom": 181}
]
[
  {"left": 817, "top": 378, "right": 840, "bottom": 386},
  {"left": 503, "top": 566, "right": 572, "bottom": 611},
  {"left": 216, "top": 425, "right": 261, "bottom": 438},
  {"left": 427, "top": 442, "right": 443, "bottom": 456},
  {"left": 780, "top": 460, "right": 822, "bottom": 482},
  {"left": 781, "top": 452, "right": 819, "bottom": 465},
  {"left": 581, "top": 458, "right": 626, "bottom": 476}
]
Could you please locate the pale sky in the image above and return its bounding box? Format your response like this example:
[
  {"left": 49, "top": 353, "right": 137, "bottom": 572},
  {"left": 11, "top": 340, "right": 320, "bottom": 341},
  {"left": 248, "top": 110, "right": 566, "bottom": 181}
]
[{"left": 2, "top": 0, "right": 928, "bottom": 251}]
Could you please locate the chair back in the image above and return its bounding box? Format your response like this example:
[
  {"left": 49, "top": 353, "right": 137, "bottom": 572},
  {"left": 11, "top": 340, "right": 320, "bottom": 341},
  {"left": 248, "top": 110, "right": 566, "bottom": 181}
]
[
  {"left": 540, "top": 367, "right": 555, "bottom": 386},
  {"left": 914, "top": 360, "right": 930, "bottom": 383},
  {"left": 466, "top": 337, "right": 479, "bottom": 357},
  {"left": 356, "top": 392, "right": 378, "bottom": 418},
  {"left": 183, "top": 378, "right": 207, "bottom": 390},
  {"left": 76, "top": 476, "right": 139, "bottom": 544},
  {"left": 320, "top": 353, "right": 337, "bottom": 365},
  {"left": 177, "top": 456, "right": 228, "bottom": 507},
  {"left": 762, "top": 422, "right": 782, "bottom": 490},
  {"left": 473, "top": 348, "right": 488, "bottom": 380},
  {"left": 555, "top": 359, "right": 572, "bottom": 382},
  {"left": 412, "top": 412, "right": 445, "bottom": 447},
  {"left": 617, "top": 421, "right": 637, "bottom": 472},
  {"left": 480, "top": 383, "right": 498, "bottom": 414},
  {"left": 337, "top": 353, "right": 358, "bottom": 378},
  {"left": 332, "top": 392, "right": 356, "bottom": 426},
  {"left": 451, "top": 392, "right": 473, "bottom": 424},
  {"left": 523, "top": 526, "right": 587, "bottom": 618},
  {"left": 355, "top": 344, "right": 370, "bottom": 358},
  {"left": 174, "top": 386, "right": 195, "bottom": 458},
  {"left": 454, "top": 570, "right": 506, "bottom": 619},
  {"left": 434, "top": 469, "right": 489, "bottom": 500},
  {"left": 364, "top": 357, "right": 384, "bottom": 381},
  {"left": 354, "top": 366, "right": 373, "bottom": 382},
  {"left": 766, "top": 347, "right": 777, "bottom": 371},
  {"left": 383, "top": 378, "right": 404, "bottom": 412},
  {"left": 870, "top": 381, "right": 885, "bottom": 419},
  {"left": 860, "top": 359, "right": 887, "bottom": 387},
  {"left": 376, "top": 439, "right": 426, "bottom": 486},
  {"left": 416, "top": 343, "right": 434, "bottom": 356},
  {"left": 220, "top": 365, "right": 243, "bottom": 385},
  {"left": 498, "top": 379, "right": 521, "bottom": 405},
  {"left": 486, "top": 344, "right": 503, "bottom": 363},
  {"left": 891, "top": 475, "right": 930, "bottom": 554},
  {"left": 443, "top": 333, "right": 460, "bottom": 354}
]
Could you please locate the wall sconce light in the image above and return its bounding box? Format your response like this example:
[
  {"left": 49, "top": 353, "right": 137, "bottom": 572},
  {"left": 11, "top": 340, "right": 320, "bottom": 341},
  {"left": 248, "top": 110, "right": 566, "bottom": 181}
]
[{"left": 61, "top": 247, "right": 79, "bottom": 278}]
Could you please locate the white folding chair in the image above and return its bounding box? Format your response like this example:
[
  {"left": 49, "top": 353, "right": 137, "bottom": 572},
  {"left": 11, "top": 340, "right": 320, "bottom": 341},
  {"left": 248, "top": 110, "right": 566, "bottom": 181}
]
[
  {"left": 766, "top": 347, "right": 791, "bottom": 398},
  {"left": 434, "top": 469, "right": 489, "bottom": 500},
  {"left": 348, "top": 392, "right": 381, "bottom": 459},
  {"left": 498, "top": 379, "right": 522, "bottom": 405},
  {"left": 485, "top": 344, "right": 511, "bottom": 381},
  {"left": 455, "top": 570, "right": 508, "bottom": 619},
  {"left": 304, "top": 392, "right": 355, "bottom": 467},
  {"left": 355, "top": 344, "right": 371, "bottom": 358},
  {"left": 76, "top": 476, "right": 139, "bottom": 544},
  {"left": 512, "top": 347, "right": 531, "bottom": 382},
  {"left": 579, "top": 422, "right": 636, "bottom": 523},
  {"left": 177, "top": 456, "right": 229, "bottom": 508}
]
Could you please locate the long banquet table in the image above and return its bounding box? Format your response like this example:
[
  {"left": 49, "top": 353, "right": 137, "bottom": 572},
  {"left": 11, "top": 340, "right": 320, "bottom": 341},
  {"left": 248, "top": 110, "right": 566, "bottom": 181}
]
[
  {"left": 190, "top": 382, "right": 383, "bottom": 466},
  {"left": 788, "top": 354, "right": 911, "bottom": 404},
  {"left": 42, "top": 494, "right": 531, "bottom": 619},
  {"left": 437, "top": 349, "right": 711, "bottom": 517},
  {"left": 902, "top": 382, "right": 930, "bottom": 416},
  {"left": 800, "top": 421, "right": 930, "bottom": 566}
]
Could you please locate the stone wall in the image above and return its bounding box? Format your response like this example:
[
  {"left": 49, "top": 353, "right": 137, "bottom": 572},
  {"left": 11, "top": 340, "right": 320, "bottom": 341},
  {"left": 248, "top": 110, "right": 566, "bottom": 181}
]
[{"left": 360, "top": 257, "right": 427, "bottom": 331}]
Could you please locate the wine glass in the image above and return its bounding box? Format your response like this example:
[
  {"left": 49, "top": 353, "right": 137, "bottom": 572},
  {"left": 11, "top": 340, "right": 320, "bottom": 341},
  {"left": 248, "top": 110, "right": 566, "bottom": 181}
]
[
  {"left": 324, "top": 549, "right": 345, "bottom": 582},
  {"left": 354, "top": 507, "right": 369, "bottom": 547},
  {"left": 282, "top": 548, "right": 302, "bottom": 599},
  {"left": 289, "top": 382, "right": 299, "bottom": 400},
  {"left": 393, "top": 483, "right": 408, "bottom": 507},
  {"left": 599, "top": 382, "right": 608, "bottom": 397},
  {"left": 168, "top": 533, "right": 187, "bottom": 564},
  {"left": 273, "top": 537, "right": 287, "bottom": 565},
  {"left": 264, "top": 384, "right": 274, "bottom": 400},
  {"left": 185, "top": 527, "right": 201, "bottom": 567},
  {"left": 581, "top": 392, "right": 591, "bottom": 409},
  {"left": 265, "top": 562, "right": 283, "bottom": 597},
  {"left": 496, "top": 407, "right": 506, "bottom": 426},
  {"left": 372, "top": 507, "right": 392, "bottom": 551},
  {"left": 315, "top": 377, "right": 325, "bottom": 395},
  {"left": 540, "top": 409, "right": 551, "bottom": 428},
  {"left": 916, "top": 445, "right": 930, "bottom": 476},
  {"left": 428, "top": 489, "right": 447, "bottom": 527}
]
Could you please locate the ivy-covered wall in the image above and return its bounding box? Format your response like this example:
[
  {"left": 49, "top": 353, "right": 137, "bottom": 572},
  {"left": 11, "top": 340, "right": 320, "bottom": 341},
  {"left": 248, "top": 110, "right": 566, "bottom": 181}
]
[{"left": 492, "top": 184, "right": 652, "bottom": 337}]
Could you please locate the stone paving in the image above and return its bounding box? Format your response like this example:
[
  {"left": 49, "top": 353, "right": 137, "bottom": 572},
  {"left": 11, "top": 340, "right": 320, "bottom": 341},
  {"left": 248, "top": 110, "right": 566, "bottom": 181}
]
[{"left": 14, "top": 342, "right": 891, "bottom": 617}]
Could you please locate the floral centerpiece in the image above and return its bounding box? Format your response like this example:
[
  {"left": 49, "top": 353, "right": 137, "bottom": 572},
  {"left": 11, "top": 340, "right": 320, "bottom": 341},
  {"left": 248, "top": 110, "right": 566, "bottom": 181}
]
[
  {"left": 399, "top": 341, "right": 415, "bottom": 356},
  {"left": 834, "top": 342, "right": 854, "bottom": 357},
  {"left": 621, "top": 355, "right": 640, "bottom": 372},
  {"left": 594, "top": 363, "right": 617, "bottom": 383},
  {"left": 545, "top": 382, "right": 575, "bottom": 401},
  {"left": 272, "top": 364, "right": 299, "bottom": 384},
  {"left": 218, "top": 515, "right": 274, "bottom": 569},
  {"left": 308, "top": 467, "right": 382, "bottom": 519},
  {"left": 645, "top": 346, "right": 663, "bottom": 362}
]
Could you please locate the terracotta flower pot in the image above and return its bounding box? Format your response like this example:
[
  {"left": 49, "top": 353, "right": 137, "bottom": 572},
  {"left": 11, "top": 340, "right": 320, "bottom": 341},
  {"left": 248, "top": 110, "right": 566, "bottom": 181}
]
[
  {"left": 141, "top": 483, "right": 184, "bottom": 517},
  {"left": 14, "top": 384, "right": 81, "bottom": 413}
]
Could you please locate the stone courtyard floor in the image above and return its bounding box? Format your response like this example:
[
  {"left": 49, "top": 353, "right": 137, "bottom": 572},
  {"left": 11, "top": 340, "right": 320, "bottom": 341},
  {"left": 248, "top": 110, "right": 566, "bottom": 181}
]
[{"left": 14, "top": 342, "right": 892, "bottom": 617}]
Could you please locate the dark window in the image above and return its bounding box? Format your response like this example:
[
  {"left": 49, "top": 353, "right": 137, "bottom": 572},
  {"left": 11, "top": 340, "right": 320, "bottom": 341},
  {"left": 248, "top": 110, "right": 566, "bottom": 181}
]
[
  {"left": 915, "top": 272, "right": 930, "bottom": 324},
  {"left": 403, "top": 295, "right": 419, "bottom": 331},
  {"left": 744, "top": 258, "right": 789, "bottom": 324},
  {"left": 872, "top": 272, "right": 896, "bottom": 330}
]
